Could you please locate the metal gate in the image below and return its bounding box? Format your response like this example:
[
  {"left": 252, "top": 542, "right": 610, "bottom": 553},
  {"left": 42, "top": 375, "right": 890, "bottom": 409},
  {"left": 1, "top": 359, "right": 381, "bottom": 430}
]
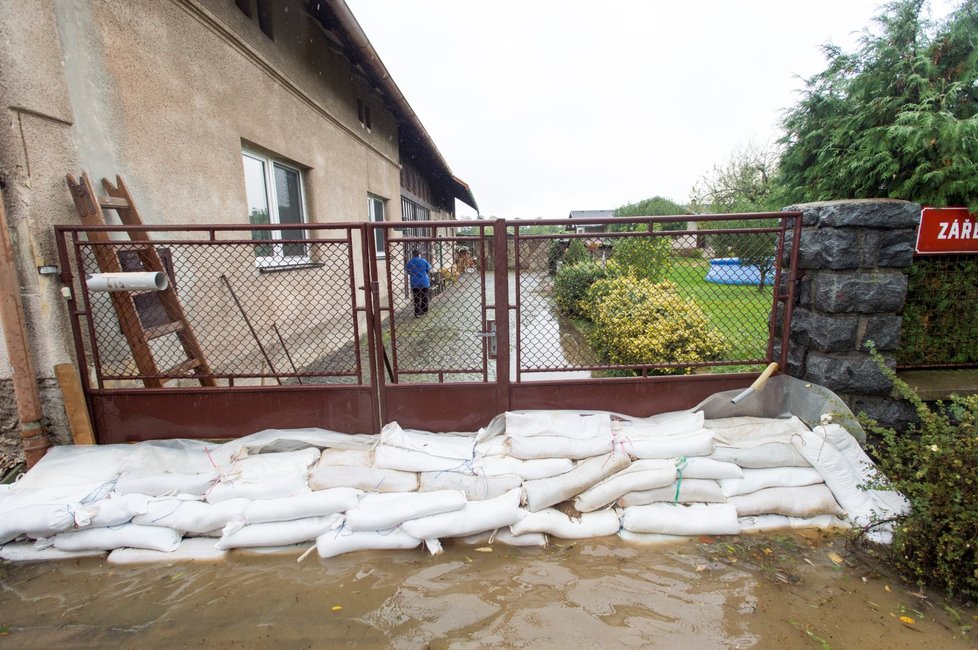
[{"left": 56, "top": 212, "right": 800, "bottom": 442}]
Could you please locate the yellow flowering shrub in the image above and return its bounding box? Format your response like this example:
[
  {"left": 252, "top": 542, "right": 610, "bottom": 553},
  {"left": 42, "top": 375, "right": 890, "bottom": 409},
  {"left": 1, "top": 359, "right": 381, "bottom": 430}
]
[{"left": 585, "top": 276, "right": 727, "bottom": 374}]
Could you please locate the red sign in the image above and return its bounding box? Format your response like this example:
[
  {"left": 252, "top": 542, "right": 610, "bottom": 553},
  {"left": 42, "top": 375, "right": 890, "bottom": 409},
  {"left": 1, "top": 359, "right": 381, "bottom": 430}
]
[{"left": 915, "top": 207, "right": 978, "bottom": 254}]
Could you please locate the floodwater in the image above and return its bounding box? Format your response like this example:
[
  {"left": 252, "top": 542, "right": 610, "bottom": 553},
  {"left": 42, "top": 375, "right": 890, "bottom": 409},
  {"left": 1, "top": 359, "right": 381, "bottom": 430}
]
[{"left": 1, "top": 533, "right": 974, "bottom": 649}]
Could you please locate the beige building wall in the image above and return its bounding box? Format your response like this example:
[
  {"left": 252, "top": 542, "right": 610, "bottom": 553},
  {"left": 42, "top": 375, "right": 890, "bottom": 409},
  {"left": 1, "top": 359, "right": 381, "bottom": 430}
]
[{"left": 0, "top": 0, "right": 458, "bottom": 460}]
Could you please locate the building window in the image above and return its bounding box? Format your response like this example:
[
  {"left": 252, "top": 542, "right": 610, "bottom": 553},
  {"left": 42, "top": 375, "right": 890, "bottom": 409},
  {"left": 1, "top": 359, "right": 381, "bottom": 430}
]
[
  {"left": 357, "top": 98, "right": 372, "bottom": 131},
  {"left": 401, "top": 196, "right": 432, "bottom": 256},
  {"left": 242, "top": 150, "right": 307, "bottom": 265},
  {"left": 369, "top": 195, "right": 386, "bottom": 255},
  {"left": 235, "top": 0, "right": 273, "bottom": 39}
]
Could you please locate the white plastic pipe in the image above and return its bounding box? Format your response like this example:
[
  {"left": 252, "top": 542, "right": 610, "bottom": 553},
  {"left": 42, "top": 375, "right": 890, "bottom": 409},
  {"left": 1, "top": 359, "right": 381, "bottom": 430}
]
[{"left": 86, "top": 272, "right": 168, "bottom": 292}]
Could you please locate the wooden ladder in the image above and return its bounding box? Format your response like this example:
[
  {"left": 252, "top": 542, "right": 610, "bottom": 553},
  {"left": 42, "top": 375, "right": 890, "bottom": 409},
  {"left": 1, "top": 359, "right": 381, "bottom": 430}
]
[{"left": 66, "top": 172, "right": 216, "bottom": 387}]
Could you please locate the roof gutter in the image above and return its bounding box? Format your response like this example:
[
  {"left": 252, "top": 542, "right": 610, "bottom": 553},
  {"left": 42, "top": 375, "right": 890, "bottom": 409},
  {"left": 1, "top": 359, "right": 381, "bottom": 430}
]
[{"left": 322, "top": 0, "right": 478, "bottom": 212}]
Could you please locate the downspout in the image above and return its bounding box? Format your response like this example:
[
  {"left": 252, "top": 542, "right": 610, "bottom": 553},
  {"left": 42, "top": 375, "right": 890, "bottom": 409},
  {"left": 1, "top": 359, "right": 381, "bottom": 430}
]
[{"left": 0, "top": 189, "right": 50, "bottom": 468}]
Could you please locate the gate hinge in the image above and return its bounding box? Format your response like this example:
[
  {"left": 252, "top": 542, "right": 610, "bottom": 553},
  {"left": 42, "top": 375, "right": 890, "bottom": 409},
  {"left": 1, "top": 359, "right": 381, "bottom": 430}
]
[{"left": 370, "top": 280, "right": 380, "bottom": 294}]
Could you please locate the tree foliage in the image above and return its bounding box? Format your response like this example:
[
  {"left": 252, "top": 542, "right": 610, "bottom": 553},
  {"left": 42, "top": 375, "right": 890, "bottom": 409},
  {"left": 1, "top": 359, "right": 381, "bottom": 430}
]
[
  {"left": 613, "top": 196, "right": 688, "bottom": 231},
  {"left": 778, "top": 0, "right": 978, "bottom": 211}
]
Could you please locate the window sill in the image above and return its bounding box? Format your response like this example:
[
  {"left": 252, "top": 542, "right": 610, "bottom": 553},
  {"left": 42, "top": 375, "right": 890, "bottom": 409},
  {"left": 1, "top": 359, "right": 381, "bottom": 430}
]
[{"left": 257, "top": 262, "right": 325, "bottom": 274}]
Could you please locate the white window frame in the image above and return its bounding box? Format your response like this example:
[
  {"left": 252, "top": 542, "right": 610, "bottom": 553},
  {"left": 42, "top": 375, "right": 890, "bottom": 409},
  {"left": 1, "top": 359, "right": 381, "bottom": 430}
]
[
  {"left": 368, "top": 194, "right": 387, "bottom": 257},
  {"left": 242, "top": 149, "right": 309, "bottom": 267}
]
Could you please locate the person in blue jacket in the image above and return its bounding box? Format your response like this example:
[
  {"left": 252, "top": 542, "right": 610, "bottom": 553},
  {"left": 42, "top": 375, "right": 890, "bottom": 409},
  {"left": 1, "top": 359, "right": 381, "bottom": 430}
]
[{"left": 405, "top": 248, "right": 432, "bottom": 317}]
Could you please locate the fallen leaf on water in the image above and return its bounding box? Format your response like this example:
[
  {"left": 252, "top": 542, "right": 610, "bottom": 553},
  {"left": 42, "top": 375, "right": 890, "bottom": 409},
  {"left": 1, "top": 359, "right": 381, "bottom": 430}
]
[
  {"left": 475, "top": 547, "right": 493, "bottom": 553},
  {"left": 803, "top": 558, "right": 816, "bottom": 567},
  {"left": 464, "top": 556, "right": 473, "bottom": 563},
  {"left": 827, "top": 552, "right": 844, "bottom": 565},
  {"left": 885, "top": 585, "right": 892, "bottom": 592},
  {"left": 763, "top": 548, "right": 773, "bottom": 556},
  {"left": 331, "top": 606, "right": 343, "bottom": 612},
  {"left": 899, "top": 616, "right": 915, "bottom": 625},
  {"left": 695, "top": 564, "right": 707, "bottom": 572}
]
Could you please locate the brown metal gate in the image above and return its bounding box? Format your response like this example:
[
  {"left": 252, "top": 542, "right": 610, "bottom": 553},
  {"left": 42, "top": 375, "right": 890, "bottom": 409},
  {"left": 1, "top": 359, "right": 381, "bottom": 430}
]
[{"left": 56, "top": 212, "right": 800, "bottom": 442}]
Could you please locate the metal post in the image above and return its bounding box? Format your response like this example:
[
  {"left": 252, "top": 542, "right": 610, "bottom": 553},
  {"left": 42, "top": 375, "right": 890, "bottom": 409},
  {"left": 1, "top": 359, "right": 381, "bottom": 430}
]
[{"left": 493, "top": 219, "right": 511, "bottom": 413}]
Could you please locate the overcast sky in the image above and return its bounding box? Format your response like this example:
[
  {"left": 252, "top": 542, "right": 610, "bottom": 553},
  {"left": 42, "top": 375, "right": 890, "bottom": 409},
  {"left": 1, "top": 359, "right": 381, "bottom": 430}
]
[{"left": 346, "top": 1, "right": 954, "bottom": 220}]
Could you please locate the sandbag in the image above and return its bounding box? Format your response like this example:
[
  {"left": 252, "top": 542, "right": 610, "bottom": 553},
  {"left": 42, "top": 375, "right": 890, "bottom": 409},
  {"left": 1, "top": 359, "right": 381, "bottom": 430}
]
[
  {"left": 54, "top": 524, "right": 182, "bottom": 553},
  {"left": 318, "top": 448, "right": 374, "bottom": 467},
  {"left": 505, "top": 411, "right": 612, "bottom": 439},
  {"left": 227, "top": 448, "right": 320, "bottom": 478},
  {"left": 710, "top": 443, "right": 811, "bottom": 468},
  {"left": 309, "top": 465, "right": 418, "bottom": 493},
  {"left": 619, "top": 429, "right": 715, "bottom": 459},
  {"left": 114, "top": 471, "right": 218, "bottom": 497},
  {"left": 244, "top": 488, "right": 361, "bottom": 524},
  {"left": 679, "top": 457, "right": 743, "bottom": 480},
  {"left": 0, "top": 541, "right": 105, "bottom": 561},
  {"left": 401, "top": 489, "right": 524, "bottom": 539},
  {"left": 473, "top": 456, "right": 573, "bottom": 481},
  {"left": 374, "top": 445, "right": 474, "bottom": 473},
  {"left": 418, "top": 471, "right": 520, "bottom": 500},
  {"left": 507, "top": 434, "right": 612, "bottom": 460},
  {"left": 621, "top": 502, "right": 741, "bottom": 536},
  {"left": 618, "top": 479, "right": 726, "bottom": 506},
  {"left": 510, "top": 508, "right": 620, "bottom": 538},
  {"left": 574, "top": 459, "right": 676, "bottom": 512},
  {"left": 623, "top": 410, "right": 705, "bottom": 437},
  {"left": 133, "top": 497, "right": 249, "bottom": 535},
  {"left": 345, "top": 490, "right": 467, "bottom": 531},
  {"left": 523, "top": 451, "right": 631, "bottom": 512},
  {"left": 316, "top": 528, "right": 421, "bottom": 558},
  {"left": 728, "top": 484, "right": 844, "bottom": 518},
  {"left": 457, "top": 529, "right": 549, "bottom": 547},
  {"left": 378, "top": 422, "right": 476, "bottom": 460},
  {"left": 719, "top": 467, "right": 825, "bottom": 497},
  {"left": 0, "top": 503, "right": 97, "bottom": 544},
  {"left": 618, "top": 530, "right": 692, "bottom": 546},
  {"left": 474, "top": 436, "right": 507, "bottom": 458},
  {"left": 87, "top": 493, "right": 152, "bottom": 528},
  {"left": 815, "top": 424, "right": 909, "bottom": 516},
  {"left": 206, "top": 471, "right": 310, "bottom": 503},
  {"left": 738, "top": 513, "right": 848, "bottom": 534},
  {"left": 791, "top": 429, "right": 879, "bottom": 526},
  {"left": 216, "top": 514, "right": 342, "bottom": 550},
  {"left": 108, "top": 537, "right": 228, "bottom": 564},
  {"left": 706, "top": 415, "right": 810, "bottom": 447}
]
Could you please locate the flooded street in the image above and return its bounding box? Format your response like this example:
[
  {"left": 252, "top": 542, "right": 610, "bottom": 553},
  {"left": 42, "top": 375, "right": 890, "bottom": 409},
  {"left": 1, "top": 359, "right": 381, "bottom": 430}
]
[{"left": 2, "top": 532, "right": 973, "bottom": 649}]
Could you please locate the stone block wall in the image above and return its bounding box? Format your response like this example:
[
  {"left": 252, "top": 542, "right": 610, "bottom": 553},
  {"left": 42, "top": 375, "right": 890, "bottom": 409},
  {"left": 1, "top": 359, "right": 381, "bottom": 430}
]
[{"left": 779, "top": 200, "right": 920, "bottom": 429}]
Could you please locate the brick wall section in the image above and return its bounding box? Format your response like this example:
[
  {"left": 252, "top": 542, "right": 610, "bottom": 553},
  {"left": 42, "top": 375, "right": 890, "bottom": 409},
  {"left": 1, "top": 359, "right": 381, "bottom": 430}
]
[{"left": 779, "top": 200, "right": 920, "bottom": 429}]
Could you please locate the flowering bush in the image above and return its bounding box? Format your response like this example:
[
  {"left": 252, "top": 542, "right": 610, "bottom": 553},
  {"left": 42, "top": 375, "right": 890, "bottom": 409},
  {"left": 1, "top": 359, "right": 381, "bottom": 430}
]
[{"left": 585, "top": 276, "right": 726, "bottom": 374}]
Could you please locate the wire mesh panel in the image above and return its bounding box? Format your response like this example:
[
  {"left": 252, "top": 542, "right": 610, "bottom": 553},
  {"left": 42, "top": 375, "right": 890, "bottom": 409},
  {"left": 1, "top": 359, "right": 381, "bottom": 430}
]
[
  {"left": 898, "top": 255, "right": 978, "bottom": 368},
  {"left": 64, "top": 225, "right": 369, "bottom": 387},
  {"left": 514, "top": 215, "right": 790, "bottom": 379},
  {"left": 380, "top": 224, "right": 492, "bottom": 383}
]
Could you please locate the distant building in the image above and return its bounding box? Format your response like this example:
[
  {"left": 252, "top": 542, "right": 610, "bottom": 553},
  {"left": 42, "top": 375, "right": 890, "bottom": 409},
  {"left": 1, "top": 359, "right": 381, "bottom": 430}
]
[{"left": 567, "top": 210, "right": 616, "bottom": 233}]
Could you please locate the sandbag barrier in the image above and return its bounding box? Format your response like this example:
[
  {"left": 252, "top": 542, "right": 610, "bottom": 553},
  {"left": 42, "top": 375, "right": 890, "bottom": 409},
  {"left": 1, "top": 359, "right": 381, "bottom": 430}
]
[{"left": 0, "top": 410, "right": 907, "bottom": 563}]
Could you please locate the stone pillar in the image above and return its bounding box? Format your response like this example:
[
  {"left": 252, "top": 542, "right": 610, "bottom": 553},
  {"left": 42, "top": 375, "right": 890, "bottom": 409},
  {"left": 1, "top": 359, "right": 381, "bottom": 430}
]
[{"left": 781, "top": 200, "right": 920, "bottom": 429}]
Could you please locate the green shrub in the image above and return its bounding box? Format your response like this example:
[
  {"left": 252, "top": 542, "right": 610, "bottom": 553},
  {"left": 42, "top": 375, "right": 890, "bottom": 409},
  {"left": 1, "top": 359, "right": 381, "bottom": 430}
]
[
  {"left": 562, "top": 239, "right": 591, "bottom": 266},
  {"left": 609, "top": 236, "right": 673, "bottom": 282},
  {"left": 553, "top": 262, "right": 607, "bottom": 318},
  {"left": 861, "top": 342, "right": 978, "bottom": 600},
  {"left": 547, "top": 239, "right": 570, "bottom": 276},
  {"left": 585, "top": 276, "right": 727, "bottom": 374}
]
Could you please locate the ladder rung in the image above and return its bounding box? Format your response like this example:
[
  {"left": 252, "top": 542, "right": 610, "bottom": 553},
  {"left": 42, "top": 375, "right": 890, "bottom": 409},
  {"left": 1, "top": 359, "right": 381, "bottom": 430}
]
[
  {"left": 161, "top": 357, "right": 202, "bottom": 379},
  {"left": 144, "top": 321, "right": 185, "bottom": 340},
  {"left": 99, "top": 196, "right": 131, "bottom": 209}
]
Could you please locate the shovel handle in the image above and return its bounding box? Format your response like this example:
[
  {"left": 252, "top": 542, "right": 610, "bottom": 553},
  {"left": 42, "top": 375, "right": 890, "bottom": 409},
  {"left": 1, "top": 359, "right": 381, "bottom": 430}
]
[{"left": 750, "top": 362, "right": 779, "bottom": 392}]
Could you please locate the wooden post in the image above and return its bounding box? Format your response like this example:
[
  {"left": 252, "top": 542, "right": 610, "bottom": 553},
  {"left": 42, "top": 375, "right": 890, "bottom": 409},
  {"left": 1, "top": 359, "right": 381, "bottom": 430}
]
[{"left": 54, "top": 363, "right": 96, "bottom": 445}]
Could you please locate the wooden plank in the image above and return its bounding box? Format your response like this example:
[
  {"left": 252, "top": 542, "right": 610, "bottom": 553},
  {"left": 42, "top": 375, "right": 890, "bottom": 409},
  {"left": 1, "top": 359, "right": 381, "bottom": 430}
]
[
  {"left": 144, "top": 321, "right": 185, "bottom": 340},
  {"left": 54, "top": 362, "right": 96, "bottom": 445}
]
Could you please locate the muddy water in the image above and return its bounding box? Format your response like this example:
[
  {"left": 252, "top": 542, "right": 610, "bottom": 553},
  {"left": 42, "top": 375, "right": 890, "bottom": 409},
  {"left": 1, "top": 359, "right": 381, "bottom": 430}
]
[{"left": 1, "top": 533, "right": 974, "bottom": 649}]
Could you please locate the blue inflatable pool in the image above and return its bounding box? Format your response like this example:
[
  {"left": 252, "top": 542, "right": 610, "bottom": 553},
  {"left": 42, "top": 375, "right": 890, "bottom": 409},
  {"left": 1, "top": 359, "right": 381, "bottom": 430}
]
[{"left": 705, "top": 257, "right": 771, "bottom": 286}]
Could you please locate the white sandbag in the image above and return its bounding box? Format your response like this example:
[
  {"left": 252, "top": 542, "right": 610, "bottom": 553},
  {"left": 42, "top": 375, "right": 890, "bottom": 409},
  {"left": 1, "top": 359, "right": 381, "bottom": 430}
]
[
  {"left": 618, "top": 479, "right": 726, "bottom": 506},
  {"left": 228, "top": 448, "right": 321, "bottom": 478},
  {"left": 244, "top": 488, "right": 361, "bottom": 524},
  {"left": 510, "top": 508, "right": 620, "bottom": 539},
  {"left": 206, "top": 471, "right": 310, "bottom": 503},
  {"left": 621, "top": 502, "right": 741, "bottom": 536},
  {"left": 618, "top": 530, "right": 692, "bottom": 546},
  {"left": 473, "top": 456, "right": 573, "bottom": 481},
  {"left": 216, "top": 514, "right": 342, "bottom": 550},
  {"left": 309, "top": 465, "right": 418, "bottom": 493},
  {"left": 0, "top": 503, "right": 98, "bottom": 543},
  {"left": 316, "top": 528, "right": 421, "bottom": 558},
  {"left": 574, "top": 460, "right": 676, "bottom": 512},
  {"left": 507, "top": 434, "right": 612, "bottom": 460},
  {"left": 720, "top": 467, "right": 825, "bottom": 497},
  {"left": 54, "top": 524, "right": 182, "bottom": 552},
  {"left": 378, "top": 422, "right": 476, "bottom": 460},
  {"left": 523, "top": 451, "right": 631, "bottom": 512},
  {"left": 418, "top": 471, "right": 520, "bottom": 500},
  {"left": 505, "top": 411, "right": 612, "bottom": 439},
  {"left": 114, "top": 471, "right": 218, "bottom": 497},
  {"left": 623, "top": 409, "right": 705, "bottom": 437},
  {"left": 345, "top": 490, "right": 467, "bottom": 531},
  {"left": 401, "top": 489, "right": 524, "bottom": 539},
  {"left": 619, "top": 428, "right": 715, "bottom": 459},
  {"left": 108, "top": 537, "right": 227, "bottom": 564},
  {"left": 457, "top": 529, "right": 549, "bottom": 547},
  {"left": 679, "top": 457, "right": 743, "bottom": 480},
  {"left": 133, "top": 497, "right": 249, "bottom": 534},
  {"left": 87, "top": 493, "right": 152, "bottom": 527},
  {"left": 710, "top": 443, "right": 811, "bottom": 468},
  {"left": 791, "top": 430, "right": 881, "bottom": 526},
  {"left": 0, "top": 541, "right": 105, "bottom": 561},
  {"left": 707, "top": 415, "right": 810, "bottom": 447},
  {"left": 374, "top": 445, "right": 473, "bottom": 473},
  {"left": 728, "top": 484, "right": 844, "bottom": 518},
  {"left": 474, "top": 436, "right": 507, "bottom": 458},
  {"left": 738, "top": 513, "right": 849, "bottom": 534},
  {"left": 815, "top": 424, "right": 909, "bottom": 516},
  {"left": 318, "top": 448, "right": 374, "bottom": 467}
]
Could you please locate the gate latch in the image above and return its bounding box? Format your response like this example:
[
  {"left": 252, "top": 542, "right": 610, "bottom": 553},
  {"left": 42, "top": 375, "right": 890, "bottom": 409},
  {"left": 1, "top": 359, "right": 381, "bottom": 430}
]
[{"left": 475, "top": 319, "right": 497, "bottom": 359}]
